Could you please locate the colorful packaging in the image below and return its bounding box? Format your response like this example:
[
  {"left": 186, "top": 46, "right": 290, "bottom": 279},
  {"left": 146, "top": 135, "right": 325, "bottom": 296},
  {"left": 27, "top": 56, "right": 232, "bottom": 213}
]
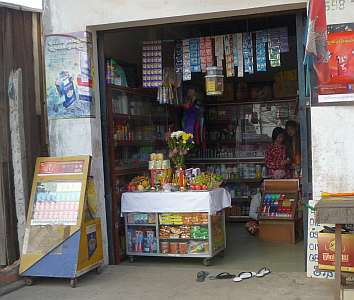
[
  {"left": 243, "top": 32, "right": 254, "bottom": 74},
  {"left": 255, "top": 30, "right": 268, "bottom": 72},
  {"left": 268, "top": 29, "right": 281, "bottom": 67},
  {"left": 189, "top": 38, "right": 201, "bottom": 73},
  {"left": 318, "top": 232, "right": 354, "bottom": 273},
  {"left": 182, "top": 39, "right": 191, "bottom": 81},
  {"left": 224, "top": 34, "right": 235, "bottom": 77},
  {"left": 142, "top": 40, "right": 163, "bottom": 88}
]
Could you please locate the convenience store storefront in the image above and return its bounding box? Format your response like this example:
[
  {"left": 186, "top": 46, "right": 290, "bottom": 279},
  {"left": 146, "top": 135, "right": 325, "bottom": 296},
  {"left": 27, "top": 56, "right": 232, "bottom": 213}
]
[{"left": 42, "top": 0, "right": 354, "bottom": 277}]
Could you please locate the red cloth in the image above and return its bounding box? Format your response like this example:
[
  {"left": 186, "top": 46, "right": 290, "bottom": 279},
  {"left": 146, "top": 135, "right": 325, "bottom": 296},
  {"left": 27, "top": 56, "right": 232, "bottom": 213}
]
[{"left": 265, "top": 143, "right": 287, "bottom": 177}]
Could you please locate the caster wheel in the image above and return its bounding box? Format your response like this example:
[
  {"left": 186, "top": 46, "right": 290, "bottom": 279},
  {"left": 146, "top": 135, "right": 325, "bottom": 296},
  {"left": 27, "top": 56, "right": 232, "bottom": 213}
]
[
  {"left": 129, "top": 256, "right": 135, "bottom": 263},
  {"left": 24, "top": 277, "right": 34, "bottom": 286},
  {"left": 203, "top": 258, "right": 212, "bottom": 266},
  {"left": 95, "top": 267, "right": 102, "bottom": 275},
  {"left": 70, "top": 278, "right": 77, "bottom": 288}
]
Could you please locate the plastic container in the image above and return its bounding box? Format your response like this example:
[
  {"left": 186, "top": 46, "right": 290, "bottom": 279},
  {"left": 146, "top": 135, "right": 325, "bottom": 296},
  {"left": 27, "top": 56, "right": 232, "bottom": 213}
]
[
  {"left": 178, "top": 242, "right": 188, "bottom": 254},
  {"left": 169, "top": 242, "right": 179, "bottom": 254},
  {"left": 205, "top": 75, "right": 224, "bottom": 96},
  {"left": 160, "top": 241, "right": 170, "bottom": 254},
  {"left": 206, "top": 66, "right": 223, "bottom": 76}
]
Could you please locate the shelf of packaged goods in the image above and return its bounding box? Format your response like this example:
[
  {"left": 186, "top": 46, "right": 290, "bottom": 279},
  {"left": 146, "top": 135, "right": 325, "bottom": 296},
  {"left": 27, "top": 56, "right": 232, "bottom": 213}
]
[
  {"left": 159, "top": 224, "right": 208, "bottom": 226},
  {"left": 204, "top": 97, "right": 298, "bottom": 106},
  {"left": 224, "top": 179, "right": 263, "bottom": 184},
  {"left": 126, "top": 223, "right": 157, "bottom": 227},
  {"left": 126, "top": 252, "right": 210, "bottom": 258},
  {"left": 259, "top": 216, "right": 295, "bottom": 221},
  {"left": 108, "top": 85, "right": 157, "bottom": 98},
  {"left": 227, "top": 216, "right": 252, "bottom": 221},
  {"left": 186, "top": 157, "right": 265, "bottom": 163},
  {"left": 112, "top": 113, "right": 152, "bottom": 122},
  {"left": 159, "top": 238, "right": 209, "bottom": 241},
  {"left": 231, "top": 196, "right": 251, "bottom": 201},
  {"left": 115, "top": 140, "right": 153, "bottom": 147},
  {"left": 113, "top": 165, "right": 148, "bottom": 176}
]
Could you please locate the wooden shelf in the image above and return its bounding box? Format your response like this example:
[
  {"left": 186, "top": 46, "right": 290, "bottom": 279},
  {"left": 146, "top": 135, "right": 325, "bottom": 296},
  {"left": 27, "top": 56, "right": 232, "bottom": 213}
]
[
  {"left": 224, "top": 179, "right": 263, "bottom": 184},
  {"left": 187, "top": 157, "right": 264, "bottom": 163},
  {"left": 204, "top": 96, "right": 298, "bottom": 106},
  {"left": 113, "top": 166, "right": 148, "bottom": 176},
  {"left": 107, "top": 84, "right": 157, "bottom": 98},
  {"left": 227, "top": 216, "right": 252, "bottom": 222}
]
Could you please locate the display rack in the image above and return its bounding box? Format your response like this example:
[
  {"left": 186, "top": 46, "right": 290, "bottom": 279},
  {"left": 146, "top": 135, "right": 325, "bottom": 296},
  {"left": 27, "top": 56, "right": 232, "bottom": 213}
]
[
  {"left": 258, "top": 179, "right": 302, "bottom": 243},
  {"left": 124, "top": 211, "right": 225, "bottom": 266},
  {"left": 187, "top": 98, "right": 297, "bottom": 222},
  {"left": 19, "top": 156, "right": 103, "bottom": 287},
  {"left": 106, "top": 85, "right": 181, "bottom": 263}
]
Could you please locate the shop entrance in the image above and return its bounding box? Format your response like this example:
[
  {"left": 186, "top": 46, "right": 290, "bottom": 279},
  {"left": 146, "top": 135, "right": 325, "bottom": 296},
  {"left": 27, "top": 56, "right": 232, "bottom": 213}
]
[{"left": 97, "top": 10, "right": 311, "bottom": 271}]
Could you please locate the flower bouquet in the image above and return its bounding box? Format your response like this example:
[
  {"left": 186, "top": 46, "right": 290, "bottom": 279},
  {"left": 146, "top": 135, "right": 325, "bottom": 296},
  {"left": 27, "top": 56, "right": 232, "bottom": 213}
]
[{"left": 165, "top": 131, "right": 194, "bottom": 168}]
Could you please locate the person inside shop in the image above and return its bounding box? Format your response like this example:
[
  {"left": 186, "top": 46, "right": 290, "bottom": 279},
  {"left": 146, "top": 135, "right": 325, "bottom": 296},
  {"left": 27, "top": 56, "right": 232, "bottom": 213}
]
[
  {"left": 265, "top": 127, "right": 290, "bottom": 179},
  {"left": 284, "top": 120, "right": 301, "bottom": 177}
]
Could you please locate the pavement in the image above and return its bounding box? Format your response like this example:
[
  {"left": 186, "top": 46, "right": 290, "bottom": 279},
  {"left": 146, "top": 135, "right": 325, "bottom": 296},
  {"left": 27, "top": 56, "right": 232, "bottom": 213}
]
[
  {"left": 0, "top": 224, "right": 334, "bottom": 299},
  {"left": 1, "top": 265, "right": 333, "bottom": 300}
]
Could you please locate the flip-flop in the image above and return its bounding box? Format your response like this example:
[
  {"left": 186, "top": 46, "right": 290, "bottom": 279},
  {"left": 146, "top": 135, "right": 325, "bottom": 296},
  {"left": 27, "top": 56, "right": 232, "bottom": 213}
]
[
  {"left": 209, "top": 272, "right": 236, "bottom": 280},
  {"left": 232, "top": 272, "right": 254, "bottom": 282},
  {"left": 255, "top": 267, "right": 271, "bottom": 278},
  {"left": 196, "top": 271, "right": 209, "bottom": 282}
]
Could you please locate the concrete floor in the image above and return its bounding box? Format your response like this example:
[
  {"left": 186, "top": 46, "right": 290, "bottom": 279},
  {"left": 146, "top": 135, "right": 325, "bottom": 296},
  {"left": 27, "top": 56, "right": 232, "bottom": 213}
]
[{"left": 2, "top": 224, "right": 333, "bottom": 300}]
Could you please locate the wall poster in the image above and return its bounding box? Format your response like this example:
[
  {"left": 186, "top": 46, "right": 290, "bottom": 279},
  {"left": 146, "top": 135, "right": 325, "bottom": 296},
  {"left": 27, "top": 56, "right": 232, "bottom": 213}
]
[
  {"left": 45, "top": 32, "right": 95, "bottom": 119},
  {"left": 317, "top": 31, "right": 354, "bottom": 104}
]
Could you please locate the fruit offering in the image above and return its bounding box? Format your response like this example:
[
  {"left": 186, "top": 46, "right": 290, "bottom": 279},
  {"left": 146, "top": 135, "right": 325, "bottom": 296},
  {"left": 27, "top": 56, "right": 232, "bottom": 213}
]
[
  {"left": 128, "top": 176, "right": 151, "bottom": 192},
  {"left": 190, "top": 172, "right": 223, "bottom": 190}
]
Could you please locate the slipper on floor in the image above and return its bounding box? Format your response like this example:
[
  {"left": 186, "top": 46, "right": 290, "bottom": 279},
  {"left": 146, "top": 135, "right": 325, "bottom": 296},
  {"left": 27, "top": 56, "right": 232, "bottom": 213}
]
[
  {"left": 255, "top": 267, "right": 271, "bottom": 278},
  {"left": 196, "top": 271, "right": 209, "bottom": 282},
  {"left": 232, "top": 272, "right": 254, "bottom": 282},
  {"left": 209, "top": 272, "right": 236, "bottom": 280}
]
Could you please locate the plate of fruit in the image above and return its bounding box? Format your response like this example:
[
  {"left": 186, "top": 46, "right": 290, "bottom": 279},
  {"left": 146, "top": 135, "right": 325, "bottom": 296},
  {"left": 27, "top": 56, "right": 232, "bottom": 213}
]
[
  {"left": 127, "top": 176, "right": 151, "bottom": 192},
  {"left": 190, "top": 172, "right": 223, "bottom": 191}
]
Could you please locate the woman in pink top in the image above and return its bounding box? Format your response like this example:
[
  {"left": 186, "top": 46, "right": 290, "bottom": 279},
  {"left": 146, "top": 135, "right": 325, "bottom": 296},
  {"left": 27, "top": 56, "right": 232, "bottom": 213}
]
[{"left": 265, "top": 127, "right": 290, "bottom": 179}]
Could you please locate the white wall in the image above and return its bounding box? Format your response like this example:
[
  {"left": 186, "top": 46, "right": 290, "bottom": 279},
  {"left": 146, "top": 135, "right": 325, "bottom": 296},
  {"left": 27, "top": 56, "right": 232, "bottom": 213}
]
[
  {"left": 43, "top": 0, "right": 306, "bottom": 34},
  {"left": 42, "top": 0, "right": 306, "bottom": 264},
  {"left": 311, "top": 106, "right": 354, "bottom": 201}
]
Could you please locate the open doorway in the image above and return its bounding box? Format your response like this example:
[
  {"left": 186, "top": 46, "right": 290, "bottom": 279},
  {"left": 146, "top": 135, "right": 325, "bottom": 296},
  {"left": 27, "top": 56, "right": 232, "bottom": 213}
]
[{"left": 97, "top": 11, "right": 310, "bottom": 271}]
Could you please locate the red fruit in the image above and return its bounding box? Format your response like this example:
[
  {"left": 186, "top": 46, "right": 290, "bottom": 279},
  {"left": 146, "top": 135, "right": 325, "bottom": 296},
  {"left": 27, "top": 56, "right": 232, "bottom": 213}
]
[
  {"left": 196, "top": 185, "right": 202, "bottom": 190},
  {"left": 191, "top": 185, "right": 196, "bottom": 190},
  {"left": 202, "top": 185, "right": 208, "bottom": 190}
]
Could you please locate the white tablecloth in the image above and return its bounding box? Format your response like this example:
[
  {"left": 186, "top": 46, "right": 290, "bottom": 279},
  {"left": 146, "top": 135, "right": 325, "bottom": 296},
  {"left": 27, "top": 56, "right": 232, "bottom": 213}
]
[{"left": 121, "top": 188, "right": 231, "bottom": 215}]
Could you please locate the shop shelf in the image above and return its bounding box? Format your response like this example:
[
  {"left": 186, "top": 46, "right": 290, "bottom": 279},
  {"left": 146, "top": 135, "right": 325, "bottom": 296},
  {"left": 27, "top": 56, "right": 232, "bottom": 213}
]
[
  {"left": 186, "top": 157, "right": 265, "bottom": 163},
  {"left": 126, "top": 223, "right": 156, "bottom": 227},
  {"left": 204, "top": 96, "right": 297, "bottom": 107},
  {"left": 227, "top": 216, "right": 252, "bottom": 221},
  {"left": 126, "top": 252, "right": 210, "bottom": 258},
  {"left": 159, "top": 237, "right": 208, "bottom": 240},
  {"left": 224, "top": 178, "right": 263, "bottom": 184},
  {"left": 113, "top": 166, "right": 148, "bottom": 176},
  {"left": 159, "top": 223, "right": 208, "bottom": 226},
  {"left": 115, "top": 140, "right": 153, "bottom": 147}
]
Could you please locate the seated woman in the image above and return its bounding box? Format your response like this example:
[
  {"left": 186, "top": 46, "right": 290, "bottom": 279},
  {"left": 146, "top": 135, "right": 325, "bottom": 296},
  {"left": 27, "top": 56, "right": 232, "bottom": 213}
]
[{"left": 265, "top": 127, "right": 290, "bottom": 179}]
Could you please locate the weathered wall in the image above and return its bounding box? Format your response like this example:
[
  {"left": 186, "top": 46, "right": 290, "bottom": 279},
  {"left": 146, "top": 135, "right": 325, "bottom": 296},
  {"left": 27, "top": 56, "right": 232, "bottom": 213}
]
[
  {"left": 43, "top": 0, "right": 306, "bottom": 34},
  {"left": 311, "top": 106, "right": 354, "bottom": 200}
]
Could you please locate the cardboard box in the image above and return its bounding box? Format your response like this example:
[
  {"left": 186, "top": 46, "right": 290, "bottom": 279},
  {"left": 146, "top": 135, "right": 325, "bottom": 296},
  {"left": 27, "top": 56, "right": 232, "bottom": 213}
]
[{"left": 318, "top": 232, "right": 354, "bottom": 273}]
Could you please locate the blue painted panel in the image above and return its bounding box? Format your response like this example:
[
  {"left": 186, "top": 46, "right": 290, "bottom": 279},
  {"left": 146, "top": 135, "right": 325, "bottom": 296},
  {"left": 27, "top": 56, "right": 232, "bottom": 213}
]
[{"left": 23, "top": 230, "right": 80, "bottom": 278}]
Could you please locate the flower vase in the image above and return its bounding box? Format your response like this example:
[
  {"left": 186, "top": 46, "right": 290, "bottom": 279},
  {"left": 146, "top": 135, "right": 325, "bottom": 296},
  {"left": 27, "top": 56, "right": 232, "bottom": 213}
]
[{"left": 177, "top": 167, "right": 186, "bottom": 191}]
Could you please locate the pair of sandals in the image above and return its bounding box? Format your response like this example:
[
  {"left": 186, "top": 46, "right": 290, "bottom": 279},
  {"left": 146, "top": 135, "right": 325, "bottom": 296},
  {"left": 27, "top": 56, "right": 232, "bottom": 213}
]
[
  {"left": 196, "top": 267, "right": 271, "bottom": 283},
  {"left": 232, "top": 267, "right": 271, "bottom": 282}
]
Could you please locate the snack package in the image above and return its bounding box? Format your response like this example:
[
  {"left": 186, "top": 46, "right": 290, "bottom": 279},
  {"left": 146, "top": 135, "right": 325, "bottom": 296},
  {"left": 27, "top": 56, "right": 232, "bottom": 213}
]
[{"left": 189, "top": 241, "right": 209, "bottom": 254}]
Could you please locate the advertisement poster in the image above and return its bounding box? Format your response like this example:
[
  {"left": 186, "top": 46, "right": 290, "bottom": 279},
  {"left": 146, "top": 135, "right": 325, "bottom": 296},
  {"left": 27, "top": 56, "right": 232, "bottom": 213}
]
[
  {"left": 45, "top": 32, "right": 95, "bottom": 119},
  {"left": 318, "top": 31, "right": 354, "bottom": 103}
]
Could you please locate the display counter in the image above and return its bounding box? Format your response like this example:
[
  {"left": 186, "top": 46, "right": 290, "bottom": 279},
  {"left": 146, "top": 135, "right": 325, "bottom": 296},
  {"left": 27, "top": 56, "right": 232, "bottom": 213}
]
[{"left": 121, "top": 188, "right": 231, "bottom": 265}]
